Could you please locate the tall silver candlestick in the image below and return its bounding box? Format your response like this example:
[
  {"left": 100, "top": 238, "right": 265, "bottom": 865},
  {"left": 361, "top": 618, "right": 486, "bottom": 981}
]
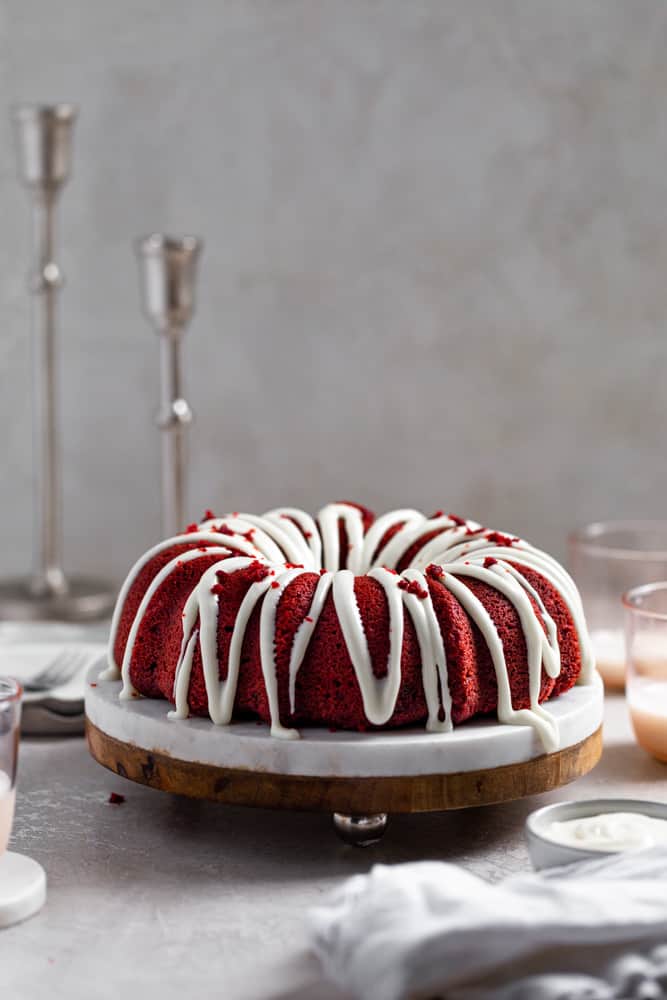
[
  {"left": 0, "top": 104, "right": 115, "bottom": 621},
  {"left": 135, "top": 234, "right": 202, "bottom": 537}
]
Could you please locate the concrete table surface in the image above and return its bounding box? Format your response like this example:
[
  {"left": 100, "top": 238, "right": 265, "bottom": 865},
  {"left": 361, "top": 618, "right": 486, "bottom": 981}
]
[{"left": 4, "top": 694, "right": 666, "bottom": 1000}]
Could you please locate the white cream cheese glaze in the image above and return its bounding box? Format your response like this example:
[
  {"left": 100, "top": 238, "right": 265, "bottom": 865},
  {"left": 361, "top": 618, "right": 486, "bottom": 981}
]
[
  {"left": 107, "top": 504, "right": 595, "bottom": 750},
  {"left": 546, "top": 812, "right": 667, "bottom": 852}
]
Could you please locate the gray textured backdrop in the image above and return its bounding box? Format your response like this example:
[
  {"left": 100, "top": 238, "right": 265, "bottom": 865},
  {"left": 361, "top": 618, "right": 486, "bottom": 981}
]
[{"left": 1, "top": 0, "right": 665, "bottom": 583}]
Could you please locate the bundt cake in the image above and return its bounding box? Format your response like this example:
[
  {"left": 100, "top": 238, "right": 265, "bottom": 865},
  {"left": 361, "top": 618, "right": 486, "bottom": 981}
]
[{"left": 103, "top": 502, "right": 594, "bottom": 752}]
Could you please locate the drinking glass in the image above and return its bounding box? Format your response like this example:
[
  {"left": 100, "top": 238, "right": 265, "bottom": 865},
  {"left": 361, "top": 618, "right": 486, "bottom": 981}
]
[
  {"left": 624, "top": 582, "right": 667, "bottom": 763},
  {"left": 0, "top": 678, "right": 21, "bottom": 854},
  {"left": 569, "top": 521, "right": 667, "bottom": 688}
]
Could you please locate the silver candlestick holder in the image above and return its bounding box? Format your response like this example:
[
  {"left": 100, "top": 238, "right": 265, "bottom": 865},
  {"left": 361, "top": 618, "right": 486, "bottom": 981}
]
[
  {"left": 135, "top": 234, "right": 202, "bottom": 538},
  {"left": 0, "top": 104, "right": 115, "bottom": 621}
]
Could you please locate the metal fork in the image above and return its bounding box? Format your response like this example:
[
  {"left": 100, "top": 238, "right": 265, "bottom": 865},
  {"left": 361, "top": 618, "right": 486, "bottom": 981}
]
[{"left": 22, "top": 648, "right": 91, "bottom": 692}]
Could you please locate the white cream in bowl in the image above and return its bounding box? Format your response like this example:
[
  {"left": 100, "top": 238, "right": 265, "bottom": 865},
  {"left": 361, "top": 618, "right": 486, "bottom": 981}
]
[{"left": 546, "top": 811, "right": 667, "bottom": 853}]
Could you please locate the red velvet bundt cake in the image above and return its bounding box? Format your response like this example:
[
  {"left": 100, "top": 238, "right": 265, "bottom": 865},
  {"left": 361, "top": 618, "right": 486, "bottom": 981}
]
[{"left": 104, "top": 503, "right": 594, "bottom": 752}]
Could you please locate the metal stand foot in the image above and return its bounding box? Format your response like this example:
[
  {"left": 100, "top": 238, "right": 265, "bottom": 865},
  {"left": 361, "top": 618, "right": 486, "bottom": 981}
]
[{"left": 333, "top": 813, "right": 388, "bottom": 846}]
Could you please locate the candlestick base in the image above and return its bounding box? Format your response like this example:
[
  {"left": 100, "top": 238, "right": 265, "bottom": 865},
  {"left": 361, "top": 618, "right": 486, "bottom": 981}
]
[
  {"left": 0, "top": 852, "right": 46, "bottom": 928},
  {"left": 0, "top": 575, "right": 115, "bottom": 622}
]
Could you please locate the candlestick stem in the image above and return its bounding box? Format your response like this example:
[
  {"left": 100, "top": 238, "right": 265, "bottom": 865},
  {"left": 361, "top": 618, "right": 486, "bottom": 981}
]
[
  {"left": 158, "top": 330, "right": 192, "bottom": 536},
  {"left": 30, "top": 189, "right": 65, "bottom": 596}
]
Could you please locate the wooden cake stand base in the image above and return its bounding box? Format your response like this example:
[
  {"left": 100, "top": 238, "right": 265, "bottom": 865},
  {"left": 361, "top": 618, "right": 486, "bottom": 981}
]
[{"left": 85, "top": 666, "right": 604, "bottom": 844}]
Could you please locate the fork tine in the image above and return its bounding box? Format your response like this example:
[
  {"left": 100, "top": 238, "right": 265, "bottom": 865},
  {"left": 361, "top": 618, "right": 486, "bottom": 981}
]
[{"left": 25, "top": 648, "right": 87, "bottom": 691}]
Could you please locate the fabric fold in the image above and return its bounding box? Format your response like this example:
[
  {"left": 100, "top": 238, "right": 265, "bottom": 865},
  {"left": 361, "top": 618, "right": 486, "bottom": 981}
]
[{"left": 309, "top": 848, "right": 667, "bottom": 1000}]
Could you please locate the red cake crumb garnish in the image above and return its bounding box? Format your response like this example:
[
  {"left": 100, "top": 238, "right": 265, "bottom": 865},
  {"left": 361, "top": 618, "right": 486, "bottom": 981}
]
[
  {"left": 213, "top": 523, "right": 235, "bottom": 536},
  {"left": 486, "top": 531, "right": 518, "bottom": 546},
  {"left": 465, "top": 525, "right": 483, "bottom": 536},
  {"left": 108, "top": 792, "right": 125, "bottom": 805},
  {"left": 383, "top": 567, "right": 398, "bottom": 574},
  {"left": 319, "top": 568, "right": 327, "bottom": 575},
  {"left": 216, "top": 560, "right": 269, "bottom": 585},
  {"left": 185, "top": 523, "right": 199, "bottom": 534},
  {"left": 241, "top": 528, "right": 255, "bottom": 541},
  {"left": 426, "top": 564, "right": 444, "bottom": 580},
  {"left": 430, "top": 509, "right": 444, "bottom": 518},
  {"left": 284, "top": 563, "right": 304, "bottom": 570},
  {"left": 203, "top": 509, "right": 216, "bottom": 520},
  {"left": 211, "top": 583, "right": 224, "bottom": 595},
  {"left": 398, "top": 578, "right": 429, "bottom": 599},
  {"left": 448, "top": 513, "right": 467, "bottom": 527},
  {"left": 484, "top": 556, "right": 498, "bottom": 568},
  {"left": 305, "top": 616, "right": 313, "bottom": 623},
  {"left": 303, "top": 530, "right": 312, "bottom": 539},
  {"left": 198, "top": 546, "right": 209, "bottom": 553},
  {"left": 270, "top": 580, "right": 280, "bottom": 589}
]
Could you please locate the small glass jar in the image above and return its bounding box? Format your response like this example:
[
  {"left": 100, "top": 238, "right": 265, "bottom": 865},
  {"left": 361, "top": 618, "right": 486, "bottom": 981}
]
[
  {"left": 624, "top": 582, "right": 667, "bottom": 763},
  {"left": 569, "top": 521, "right": 667, "bottom": 689},
  {"left": 0, "top": 677, "right": 21, "bottom": 855}
]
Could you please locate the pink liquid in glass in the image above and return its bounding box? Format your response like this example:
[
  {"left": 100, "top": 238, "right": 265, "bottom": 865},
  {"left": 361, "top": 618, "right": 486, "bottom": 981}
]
[
  {"left": 0, "top": 770, "right": 15, "bottom": 854},
  {"left": 628, "top": 681, "right": 667, "bottom": 763}
]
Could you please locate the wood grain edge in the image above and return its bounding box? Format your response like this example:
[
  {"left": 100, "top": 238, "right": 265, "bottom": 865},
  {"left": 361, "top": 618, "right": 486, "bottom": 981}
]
[{"left": 85, "top": 718, "right": 603, "bottom": 814}]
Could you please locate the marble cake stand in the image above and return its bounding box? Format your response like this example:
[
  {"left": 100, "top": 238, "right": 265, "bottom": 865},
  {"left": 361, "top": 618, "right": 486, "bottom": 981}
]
[{"left": 85, "top": 665, "right": 604, "bottom": 844}]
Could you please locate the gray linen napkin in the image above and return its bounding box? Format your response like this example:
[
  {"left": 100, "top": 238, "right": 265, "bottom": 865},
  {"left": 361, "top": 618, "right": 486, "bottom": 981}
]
[{"left": 309, "top": 848, "right": 667, "bottom": 1000}]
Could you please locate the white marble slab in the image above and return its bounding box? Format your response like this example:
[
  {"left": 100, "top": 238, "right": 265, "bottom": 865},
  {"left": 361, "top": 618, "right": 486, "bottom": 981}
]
[{"left": 85, "top": 663, "right": 604, "bottom": 778}]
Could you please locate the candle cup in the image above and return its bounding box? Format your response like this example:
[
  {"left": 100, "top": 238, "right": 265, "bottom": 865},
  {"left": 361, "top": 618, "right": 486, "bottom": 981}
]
[
  {"left": 569, "top": 521, "right": 667, "bottom": 689},
  {"left": 0, "top": 678, "right": 21, "bottom": 855},
  {"left": 624, "top": 582, "right": 667, "bottom": 763}
]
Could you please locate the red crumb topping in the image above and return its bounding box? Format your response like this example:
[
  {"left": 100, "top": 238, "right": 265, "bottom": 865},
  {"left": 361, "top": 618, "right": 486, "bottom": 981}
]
[
  {"left": 483, "top": 556, "right": 498, "bottom": 568},
  {"left": 108, "top": 793, "right": 125, "bottom": 805},
  {"left": 305, "top": 616, "right": 313, "bottom": 623},
  {"left": 319, "top": 568, "right": 327, "bottom": 575},
  {"left": 185, "top": 523, "right": 199, "bottom": 534},
  {"left": 215, "top": 560, "right": 269, "bottom": 587},
  {"left": 270, "top": 580, "right": 280, "bottom": 589},
  {"left": 426, "top": 564, "right": 444, "bottom": 580},
  {"left": 430, "top": 509, "right": 445, "bottom": 518},
  {"left": 203, "top": 509, "right": 216, "bottom": 520},
  {"left": 284, "top": 563, "right": 304, "bottom": 570},
  {"left": 465, "top": 525, "right": 483, "bottom": 536},
  {"left": 398, "top": 578, "right": 429, "bottom": 599},
  {"left": 486, "top": 531, "right": 518, "bottom": 547},
  {"left": 448, "top": 513, "right": 467, "bottom": 527},
  {"left": 304, "top": 530, "right": 312, "bottom": 539},
  {"left": 213, "top": 523, "right": 235, "bottom": 536},
  {"left": 383, "top": 567, "right": 398, "bottom": 575}
]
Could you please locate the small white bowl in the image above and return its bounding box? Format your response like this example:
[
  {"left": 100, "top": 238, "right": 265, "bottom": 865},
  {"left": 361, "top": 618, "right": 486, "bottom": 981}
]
[{"left": 526, "top": 798, "right": 667, "bottom": 870}]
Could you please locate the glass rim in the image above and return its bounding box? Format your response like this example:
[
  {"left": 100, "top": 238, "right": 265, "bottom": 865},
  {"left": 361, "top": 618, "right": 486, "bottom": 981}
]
[
  {"left": 623, "top": 581, "right": 667, "bottom": 621},
  {"left": 0, "top": 676, "right": 22, "bottom": 703},
  {"left": 569, "top": 520, "right": 667, "bottom": 560}
]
